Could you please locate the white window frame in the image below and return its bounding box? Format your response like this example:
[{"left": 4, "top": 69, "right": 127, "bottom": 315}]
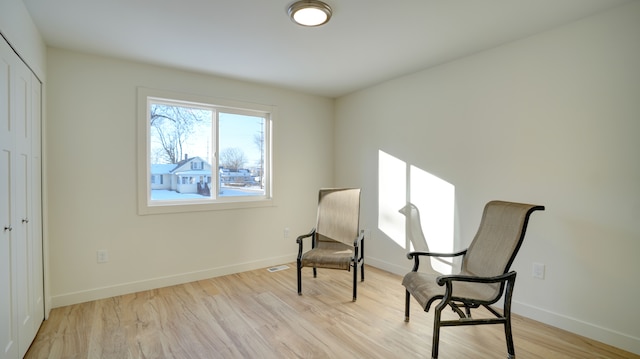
[{"left": 137, "top": 87, "right": 274, "bottom": 215}]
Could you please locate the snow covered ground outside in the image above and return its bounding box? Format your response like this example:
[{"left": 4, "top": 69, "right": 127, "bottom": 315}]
[{"left": 151, "top": 186, "right": 263, "bottom": 200}]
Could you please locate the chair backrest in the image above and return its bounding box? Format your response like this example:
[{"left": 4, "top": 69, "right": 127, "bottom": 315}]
[
  {"left": 316, "top": 188, "right": 361, "bottom": 246},
  {"left": 462, "top": 201, "right": 544, "bottom": 278}
]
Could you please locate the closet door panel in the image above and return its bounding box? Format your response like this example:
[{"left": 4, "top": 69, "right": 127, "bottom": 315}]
[
  {"left": 0, "top": 150, "right": 18, "bottom": 359},
  {"left": 13, "top": 58, "right": 38, "bottom": 357},
  {"left": 15, "top": 153, "right": 34, "bottom": 357},
  {"left": 0, "top": 36, "right": 19, "bottom": 359},
  {"left": 30, "top": 75, "right": 44, "bottom": 330}
]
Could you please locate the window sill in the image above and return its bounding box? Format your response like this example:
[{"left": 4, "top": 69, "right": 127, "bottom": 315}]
[{"left": 138, "top": 197, "right": 275, "bottom": 215}]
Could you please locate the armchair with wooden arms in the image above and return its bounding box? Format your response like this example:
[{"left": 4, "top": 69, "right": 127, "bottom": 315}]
[
  {"left": 296, "top": 188, "right": 364, "bottom": 301},
  {"left": 402, "top": 200, "right": 544, "bottom": 359}
]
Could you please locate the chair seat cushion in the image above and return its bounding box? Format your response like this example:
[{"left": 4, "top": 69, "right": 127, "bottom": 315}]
[
  {"left": 301, "top": 243, "right": 354, "bottom": 271},
  {"left": 402, "top": 269, "right": 500, "bottom": 311}
]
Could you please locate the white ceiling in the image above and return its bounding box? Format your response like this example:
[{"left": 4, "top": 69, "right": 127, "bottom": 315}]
[{"left": 23, "top": 0, "right": 631, "bottom": 98}]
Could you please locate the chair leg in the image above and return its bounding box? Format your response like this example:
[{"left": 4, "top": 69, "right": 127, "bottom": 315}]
[
  {"left": 505, "top": 308, "right": 515, "bottom": 358},
  {"left": 504, "top": 276, "right": 516, "bottom": 358},
  {"left": 297, "top": 260, "right": 302, "bottom": 295},
  {"left": 360, "top": 238, "right": 365, "bottom": 282},
  {"left": 432, "top": 304, "right": 445, "bottom": 359},
  {"left": 506, "top": 326, "right": 515, "bottom": 359},
  {"left": 352, "top": 260, "right": 358, "bottom": 301},
  {"left": 404, "top": 290, "right": 410, "bottom": 322}
]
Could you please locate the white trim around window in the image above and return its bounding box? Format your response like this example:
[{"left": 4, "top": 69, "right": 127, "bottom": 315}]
[{"left": 137, "top": 87, "right": 275, "bottom": 215}]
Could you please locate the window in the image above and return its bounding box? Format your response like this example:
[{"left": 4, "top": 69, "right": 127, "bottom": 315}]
[
  {"left": 137, "top": 88, "right": 273, "bottom": 214},
  {"left": 150, "top": 174, "right": 163, "bottom": 185}
]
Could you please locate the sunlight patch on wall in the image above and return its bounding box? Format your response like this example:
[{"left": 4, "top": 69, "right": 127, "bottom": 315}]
[
  {"left": 378, "top": 150, "right": 455, "bottom": 274},
  {"left": 409, "top": 165, "right": 455, "bottom": 274},
  {"left": 378, "top": 150, "right": 407, "bottom": 248}
]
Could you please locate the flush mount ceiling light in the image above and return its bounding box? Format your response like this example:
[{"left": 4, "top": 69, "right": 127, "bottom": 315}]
[{"left": 288, "top": 0, "right": 332, "bottom": 27}]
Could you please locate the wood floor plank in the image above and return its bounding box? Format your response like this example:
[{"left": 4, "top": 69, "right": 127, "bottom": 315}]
[{"left": 25, "top": 264, "right": 638, "bottom": 359}]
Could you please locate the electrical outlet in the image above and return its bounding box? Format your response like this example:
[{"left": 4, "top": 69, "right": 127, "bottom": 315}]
[
  {"left": 97, "top": 250, "right": 109, "bottom": 263},
  {"left": 532, "top": 262, "right": 545, "bottom": 279},
  {"left": 284, "top": 227, "right": 290, "bottom": 239}
]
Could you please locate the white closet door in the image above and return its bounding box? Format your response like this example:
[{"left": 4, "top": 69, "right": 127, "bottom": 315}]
[
  {"left": 0, "top": 36, "right": 19, "bottom": 359},
  {"left": 13, "top": 54, "right": 36, "bottom": 357},
  {"left": 0, "top": 36, "right": 44, "bottom": 359}
]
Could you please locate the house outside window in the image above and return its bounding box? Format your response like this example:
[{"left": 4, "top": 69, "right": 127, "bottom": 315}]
[{"left": 137, "top": 88, "right": 273, "bottom": 214}]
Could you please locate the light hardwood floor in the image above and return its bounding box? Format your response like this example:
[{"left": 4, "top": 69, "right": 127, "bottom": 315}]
[{"left": 25, "top": 265, "right": 637, "bottom": 359}]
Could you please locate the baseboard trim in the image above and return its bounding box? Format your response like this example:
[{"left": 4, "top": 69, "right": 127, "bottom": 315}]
[
  {"left": 512, "top": 301, "right": 640, "bottom": 355},
  {"left": 50, "top": 254, "right": 294, "bottom": 308},
  {"left": 365, "top": 257, "right": 410, "bottom": 276}
]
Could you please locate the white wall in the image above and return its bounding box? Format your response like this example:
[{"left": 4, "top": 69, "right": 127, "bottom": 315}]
[
  {"left": 0, "top": 0, "right": 46, "bottom": 80},
  {"left": 335, "top": 1, "right": 640, "bottom": 355},
  {"left": 46, "top": 48, "right": 334, "bottom": 306}
]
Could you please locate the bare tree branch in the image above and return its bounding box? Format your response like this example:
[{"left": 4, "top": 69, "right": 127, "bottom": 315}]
[
  {"left": 150, "top": 104, "right": 203, "bottom": 163},
  {"left": 219, "top": 148, "right": 247, "bottom": 171}
]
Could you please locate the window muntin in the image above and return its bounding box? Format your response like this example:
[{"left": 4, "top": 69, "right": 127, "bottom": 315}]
[{"left": 137, "top": 88, "right": 273, "bottom": 214}]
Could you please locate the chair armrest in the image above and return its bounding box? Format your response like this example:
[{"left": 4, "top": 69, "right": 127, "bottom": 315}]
[
  {"left": 406, "top": 249, "right": 467, "bottom": 260},
  {"left": 295, "top": 228, "right": 315, "bottom": 245},
  {"left": 407, "top": 249, "right": 467, "bottom": 272},
  {"left": 352, "top": 229, "right": 365, "bottom": 247},
  {"left": 296, "top": 228, "right": 315, "bottom": 260},
  {"left": 436, "top": 271, "right": 516, "bottom": 286}
]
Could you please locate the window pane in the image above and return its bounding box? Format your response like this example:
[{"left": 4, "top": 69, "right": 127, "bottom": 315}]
[
  {"left": 218, "top": 112, "right": 265, "bottom": 197},
  {"left": 149, "top": 102, "right": 213, "bottom": 201}
]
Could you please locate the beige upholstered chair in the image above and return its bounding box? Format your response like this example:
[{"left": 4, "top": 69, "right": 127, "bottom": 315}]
[
  {"left": 296, "top": 188, "right": 364, "bottom": 301},
  {"left": 402, "top": 200, "right": 544, "bottom": 359}
]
